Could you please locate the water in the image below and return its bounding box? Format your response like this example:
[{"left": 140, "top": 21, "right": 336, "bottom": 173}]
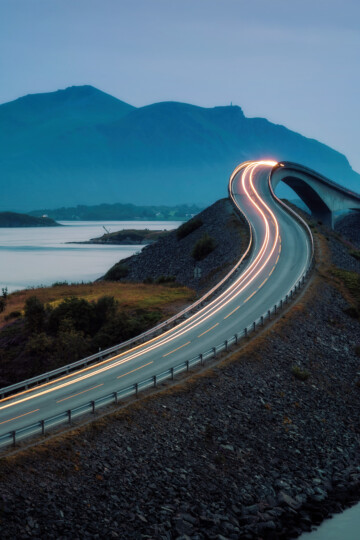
[
  {"left": 0, "top": 221, "right": 181, "bottom": 292},
  {"left": 300, "top": 502, "right": 360, "bottom": 539}
]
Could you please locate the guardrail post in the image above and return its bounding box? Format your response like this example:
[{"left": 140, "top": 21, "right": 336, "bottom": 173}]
[
  {"left": 91, "top": 401, "right": 96, "bottom": 414},
  {"left": 213, "top": 347, "right": 216, "bottom": 357},
  {"left": 114, "top": 392, "right": 118, "bottom": 405},
  {"left": 261, "top": 316, "right": 264, "bottom": 326},
  {"left": 235, "top": 333, "right": 238, "bottom": 345},
  {"left": 12, "top": 430, "right": 16, "bottom": 447},
  {"left": 244, "top": 327, "right": 248, "bottom": 337},
  {"left": 199, "top": 353, "right": 204, "bottom": 366},
  {"left": 274, "top": 304, "right": 277, "bottom": 314},
  {"left": 302, "top": 276, "right": 305, "bottom": 285},
  {"left": 225, "top": 340, "right": 228, "bottom": 352},
  {"left": 135, "top": 382, "right": 139, "bottom": 397},
  {"left": 285, "top": 294, "right": 288, "bottom": 304},
  {"left": 153, "top": 375, "right": 157, "bottom": 387},
  {"left": 171, "top": 367, "right": 174, "bottom": 380},
  {"left": 290, "top": 290, "right": 293, "bottom": 299},
  {"left": 268, "top": 310, "right": 271, "bottom": 320},
  {"left": 253, "top": 322, "right": 256, "bottom": 332},
  {"left": 280, "top": 299, "right": 283, "bottom": 309},
  {"left": 68, "top": 409, "right": 72, "bottom": 423},
  {"left": 186, "top": 360, "right": 189, "bottom": 372},
  {"left": 41, "top": 419, "right": 45, "bottom": 435}
]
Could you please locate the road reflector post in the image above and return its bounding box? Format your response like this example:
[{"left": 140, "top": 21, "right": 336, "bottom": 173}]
[
  {"left": 135, "top": 382, "right": 139, "bottom": 397},
  {"left": 171, "top": 367, "right": 174, "bottom": 380},
  {"left": 41, "top": 420, "right": 45, "bottom": 435},
  {"left": 186, "top": 360, "right": 189, "bottom": 372},
  {"left": 235, "top": 334, "right": 238, "bottom": 345},
  {"left": 225, "top": 340, "right": 228, "bottom": 351},
  {"left": 91, "top": 401, "right": 95, "bottom": 414},
  {"left": 12, "top": 430, "right": 16, "bottom": 447},
  {"left": 200, "top": 353, "right": 204, "bottom": 366},
  {"left": 153, "top": 375, "right": 157, "bottom": 388},
  {"left": 213, "top": 347, "right": 216, "bottom": 357},
  {"left": 114, "top": 392, "right": 118, "bottom": 405},
  {"left": 67, "top": 410, "right": 72, "bottom": 424},
  {"left": 261, "top": 316, "right": 264, "bottom": 326},
  {"left": 244, "top": 327, "right": 248, "bottom": 337}
]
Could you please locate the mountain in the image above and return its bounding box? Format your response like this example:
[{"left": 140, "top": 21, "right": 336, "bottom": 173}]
[{"left": 0, "top": 85, "right": 359, "bottom": 211}]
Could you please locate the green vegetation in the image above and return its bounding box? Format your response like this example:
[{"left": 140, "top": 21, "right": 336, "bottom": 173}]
[
  {"left": 291, "top": 365, "right": 310, "bottom": 381},
  {"left": 87, "top": 229, "right": 171, "bottom": 244},
  {"left": 0, "top": 288, "right": 8, "bottom": 313},
  {"left": 30, "top": 203, "right": 201, "bottom": 222},
  {"left": 176, "top": 217, "right": 203, "bottom": 240},
  {"left": 349, "top": 248, "right": 360, "bottom": 261},
  {"left": 0, "top": 282, "right": 194, "bottom": 385},
  {"left": 104, "top": 263, "right": 129, "bottom": 281},
  {"left": 331, "top": 267, "right": 360, "bottom": 318},
  {"left": 192, "top": 233, "right": 216, "bottom": 261},
  {"left": 0, "top": 212, "right": 59, "bottom": 227}
]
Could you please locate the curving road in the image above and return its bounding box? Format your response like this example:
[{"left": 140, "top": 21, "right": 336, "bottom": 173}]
[{"left": 0, "top": 160, "right": 313, "bottom": 443}]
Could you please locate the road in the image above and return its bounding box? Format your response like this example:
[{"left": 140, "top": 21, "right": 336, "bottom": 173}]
[{"left": 0, "top": 160, "right": 313, "bottom": 441}]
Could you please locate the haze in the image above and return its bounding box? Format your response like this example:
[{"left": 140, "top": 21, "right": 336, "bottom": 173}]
[{"left": 1, "top": 0, "right": 359, "bottom": 173}]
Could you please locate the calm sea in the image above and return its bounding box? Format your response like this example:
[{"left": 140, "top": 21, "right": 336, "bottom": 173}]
[{"left": 0, "top": 220, "right": 181, "bottom": 293}]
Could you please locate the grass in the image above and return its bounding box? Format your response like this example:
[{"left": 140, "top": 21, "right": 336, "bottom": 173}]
[{"left": 0, "top": 282, "right": 195, "bottom": 328}]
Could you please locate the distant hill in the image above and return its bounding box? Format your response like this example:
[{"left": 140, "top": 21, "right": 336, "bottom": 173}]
[
  {"left": 1, "top": 85, "right": 359, "bottom": 211},
  {"left": 0, "top": 212, "right": 59, "bottom": 227}
]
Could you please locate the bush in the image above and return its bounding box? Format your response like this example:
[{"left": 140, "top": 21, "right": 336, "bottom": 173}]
[
  {"left": 155, "top": 275, "right": 176, "bottom": 284},
  {"left": 4, "top": 310, "right": 22, "bottom": 321},
  {"left": 104, "top": 263, "right": 129, "bottom": 281},
  {"left": 176, "top": 218, "right": 203, "bottom": 240},
  {"left": 24, "top": 296, "right": 46, "bottom": 333},
  {"left": 291, "top": 365, "right": 310, "bottom": 381},
  {"left": 48, "top": 297, "right": 96, "bottom": 336},
  {"left": 349, "top": 249, "right": 360, "bottom": 261},
  {"left": 192, "top": 234, "right": 216, "bottom": 261}
]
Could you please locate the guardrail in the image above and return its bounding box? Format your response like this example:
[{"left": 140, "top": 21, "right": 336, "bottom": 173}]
[
  {"left": 0, "top": 175, "right": 253, "bottom": 400},
  {"left": 0, "top": 257, "right": 314, "bottom": 450}
]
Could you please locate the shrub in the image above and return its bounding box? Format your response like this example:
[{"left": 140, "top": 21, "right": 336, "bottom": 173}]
[
  {"left": 176, "top": 217, "right": 203, "bottom": 240},
  {"left": 104, "top": 263, "right": 129, "bottom": 281},
  {"left": 291, "top": 365, "right": 310, "bottom": 381},
  {"left": 4, "top": 310, "right": 22, "bottom": 321},
  {"left": 155, "top": 275, "right": 176, "bottom": 284},
  {"left": 349, "top": 249, "right": 360, "bottom": 261},
  {"left": 48, "top": 297, "right": 96, "bottom": 336},
  {"left": 192, "top": 233, "right": 216, "bottom": 261},
  {"left": 24, "top": 296, "right": 45, "bottom": 333}
]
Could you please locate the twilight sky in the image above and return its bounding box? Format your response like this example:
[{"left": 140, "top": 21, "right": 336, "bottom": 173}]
[{"left": 1, "top": 0, "right": 359, "bottom": 173}]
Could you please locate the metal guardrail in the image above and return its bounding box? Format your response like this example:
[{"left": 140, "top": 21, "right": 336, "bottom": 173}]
[
  {"left": 0, "top": 162, "right": 315, "bottom": 449},
  {"left": 0, "top": 257, "right": 314, "bottom": 450},
  {"left": 0, "top": 179, "right": 253, "bottom": 400}
]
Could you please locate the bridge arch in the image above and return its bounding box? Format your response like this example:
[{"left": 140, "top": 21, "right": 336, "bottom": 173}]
[{"left": 270, "top": 162, "right": 360, "bottom": 229}]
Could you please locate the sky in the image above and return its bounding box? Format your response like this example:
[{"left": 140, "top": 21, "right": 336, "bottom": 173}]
[{"left": 1, "top": 0, "right": 359, "bottom": 172}]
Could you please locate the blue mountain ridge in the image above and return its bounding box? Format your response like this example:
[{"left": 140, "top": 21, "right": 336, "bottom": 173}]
[{"left": 0, "top": 85, "right": 358, "bottom": 211}]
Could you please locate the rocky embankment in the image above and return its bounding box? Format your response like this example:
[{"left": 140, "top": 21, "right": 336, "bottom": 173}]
[
  {"left": 103, "top": 199, "right": 249, "bottom": 291},
  {"left": 0, "top": 212, "right": 359, "bottom": 539}
]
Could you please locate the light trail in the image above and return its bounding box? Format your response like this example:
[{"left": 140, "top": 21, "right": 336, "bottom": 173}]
[{"left": 0, "top": 160, "right": 283, "bottom": 416}]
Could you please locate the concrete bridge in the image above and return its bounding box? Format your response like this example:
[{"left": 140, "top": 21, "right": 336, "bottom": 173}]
[{"left": 270, "top": 161, "right": 360, "bottom": 228}]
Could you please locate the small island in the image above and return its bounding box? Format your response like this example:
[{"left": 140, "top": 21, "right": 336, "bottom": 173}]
[
  {"left": 69, "top": 229, "right": 171, "bottom": 245},
  {"left": 0, "top": 212, "right": 60, "bottom": 228}
]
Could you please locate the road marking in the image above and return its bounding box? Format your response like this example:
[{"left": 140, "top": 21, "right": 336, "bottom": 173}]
[
  {"left": 117, "top": 361, "right": 153, "bottom": 379},
  {"left": 163, "top": 341, "right": 191, "bottom": 357},
  {"left": 224, "top": 305, "right": 240, "bottom": 320},
  {"left": 197, "top": 323, "right": 219, "bottom": 338},
  {"left": 56, "top": 383, "right": 104, "bottom": 403},
  {"left": 0, "top": 408, "right": 40, "bottom": 425},
  {"left": 268, "top": 265, "right": 276, "bottom": 277},
  {"left": 258, "top": 277, "right": 268, "bottom": 289},
  {"left": 243, "top": 290, "right": 257, "bottom": 304}
]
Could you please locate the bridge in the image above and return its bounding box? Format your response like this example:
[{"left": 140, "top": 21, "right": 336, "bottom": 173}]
[{"left": 271, "top": 161, "right": 360, "bottom": 228}]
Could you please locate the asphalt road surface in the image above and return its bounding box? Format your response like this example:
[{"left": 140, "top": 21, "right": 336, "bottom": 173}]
[{"left": 0, "top": 161, "right": 312, "bottom": 439}]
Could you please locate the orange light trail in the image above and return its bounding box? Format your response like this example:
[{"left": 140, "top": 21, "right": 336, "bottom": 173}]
[{"left": 0, "top": 160, "right": 282, "bottom": 415}]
